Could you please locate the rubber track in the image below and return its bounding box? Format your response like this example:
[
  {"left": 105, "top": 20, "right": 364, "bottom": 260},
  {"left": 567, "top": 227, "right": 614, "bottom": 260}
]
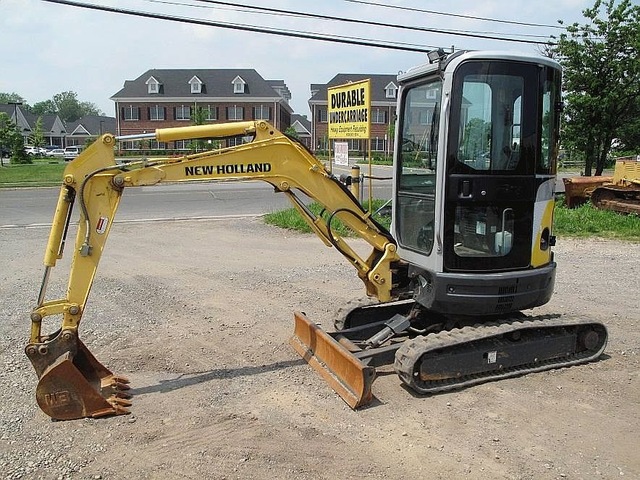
[{"left": 394, "top": 314, "right": 608, "bottom": 394}]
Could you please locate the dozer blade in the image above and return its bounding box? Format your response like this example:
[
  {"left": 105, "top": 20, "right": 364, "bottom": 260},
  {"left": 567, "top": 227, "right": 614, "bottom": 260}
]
[
  {"left": 290, "top": 312, "right": 376, "bottom": 409},
  {"left": 26, "top": 330, "right": 131, "bottom": 421}
]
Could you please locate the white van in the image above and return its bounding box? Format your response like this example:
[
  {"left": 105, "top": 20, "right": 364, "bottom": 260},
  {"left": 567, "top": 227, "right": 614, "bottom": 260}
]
[{"left": 64, "top": 146, "right": 83, "bottom": 161}]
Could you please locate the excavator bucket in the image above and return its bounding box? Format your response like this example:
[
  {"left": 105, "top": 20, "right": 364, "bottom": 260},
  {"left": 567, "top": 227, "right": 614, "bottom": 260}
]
[
  {"left": 26, "top": 331, "right": 132, "bottom": 420},
  {"left": 290, "top": 312, "right": 376, "bottom": 409}
]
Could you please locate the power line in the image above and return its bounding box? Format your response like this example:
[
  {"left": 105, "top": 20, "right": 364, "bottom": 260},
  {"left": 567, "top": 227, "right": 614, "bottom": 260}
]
[
  {"left": 41, "top": 0, "right": 556, "bottom": 52},
  {"left": 344, "top": 0, "right": 565, "bottom": 30},
  {"left": 187, "top": 0, "right": 554, "bottom": 44},
  {"left": 40, "top": 0, "right": 439, "bottom": 52}
]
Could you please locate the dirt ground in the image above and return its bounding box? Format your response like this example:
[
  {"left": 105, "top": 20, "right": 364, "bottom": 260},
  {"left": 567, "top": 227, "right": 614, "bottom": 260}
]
[{"left": 1, "top": 217, "right": 638, "bottom": 480}]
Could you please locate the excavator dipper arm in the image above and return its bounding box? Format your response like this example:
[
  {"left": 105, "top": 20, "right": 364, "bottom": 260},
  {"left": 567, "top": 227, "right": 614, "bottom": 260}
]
[{"left": 26, "top": 121, "right": 404, "bottom": 419}]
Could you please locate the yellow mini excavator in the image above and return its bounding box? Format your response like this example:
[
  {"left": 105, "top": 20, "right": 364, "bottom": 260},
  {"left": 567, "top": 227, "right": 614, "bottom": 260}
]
[{"left": 26, "top": 51, "right": 607, "bottom": 420}]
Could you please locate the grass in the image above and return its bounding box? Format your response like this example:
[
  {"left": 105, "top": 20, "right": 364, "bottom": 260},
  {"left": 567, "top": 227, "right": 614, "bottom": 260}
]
[
  {"left": 0, "top": 158, "right": 66, "bottom": 186},
  {"left": 553, "top": 201, "right": 640, "bottom": 241},
  {"left": 266, "top": 198, "right": 640, "bottom": 243},
  {"left": 264, "top": 199, "right": 391, "bottom": 236}
]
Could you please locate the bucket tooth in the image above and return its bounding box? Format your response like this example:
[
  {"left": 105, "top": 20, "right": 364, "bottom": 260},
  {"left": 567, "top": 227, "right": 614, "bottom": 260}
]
[
  {"left": 101, "top": 375, "right": 131, "bottom": 396},
  {"left": 290, "top": 312, "right": 376, "bottom": 409}
]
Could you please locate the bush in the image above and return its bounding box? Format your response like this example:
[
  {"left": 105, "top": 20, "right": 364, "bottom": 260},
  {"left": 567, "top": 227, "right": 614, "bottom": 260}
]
[{"left": 11, "top": 148, "right": 31, "bottom": 164}]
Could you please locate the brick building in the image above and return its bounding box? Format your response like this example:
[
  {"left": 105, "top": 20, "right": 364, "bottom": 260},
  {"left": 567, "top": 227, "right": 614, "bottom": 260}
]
[{"left": 110, "top": 69, "right": 293, "bottom": 150}]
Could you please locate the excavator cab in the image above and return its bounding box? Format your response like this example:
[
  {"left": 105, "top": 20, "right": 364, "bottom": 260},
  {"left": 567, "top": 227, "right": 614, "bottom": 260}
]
[{"left": 392, "top": 51, "right": 561, "bottom": 315}]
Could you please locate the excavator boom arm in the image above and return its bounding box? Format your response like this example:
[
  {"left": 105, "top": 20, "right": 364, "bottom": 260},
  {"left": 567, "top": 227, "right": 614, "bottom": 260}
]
[
  {"left": 33, "top": 120, "right": 399, "bottom": 341},
  {"left": 26, "top": 121, "right": 402, "bottom": 419}
]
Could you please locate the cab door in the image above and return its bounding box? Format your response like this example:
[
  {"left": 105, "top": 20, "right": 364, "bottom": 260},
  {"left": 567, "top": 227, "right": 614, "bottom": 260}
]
[
  {"left": 392, "top": 73, "right": 444, "bottom": 273},
  {"left": 443, "top": 61, "right": 541, "bottom": 272}
]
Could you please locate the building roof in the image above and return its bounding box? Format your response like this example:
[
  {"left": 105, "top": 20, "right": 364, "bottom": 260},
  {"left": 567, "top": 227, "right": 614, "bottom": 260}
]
[
  {"left": 308, "top": 74, "right": 398, "bottom": 104},
  {"left": 0, "top": 104, "right": 67, "bottom": 135},
  {"left": 291, "top": 114, "right": 311, "bottom": 135},
  {"left": 22, "top": 112, "right": 67, "bottom": 135},
  {"left": 266, "top": 80, "right": 292, "bottom": 102},
  {"left": 0, "top": 104, "right": 17, "bottom": 117},
  {"left": 111, "top": 69, "right": 292, "bottom": 106},
  {"left": 66, "top": 115, "right": 117, "bottom": 136}
]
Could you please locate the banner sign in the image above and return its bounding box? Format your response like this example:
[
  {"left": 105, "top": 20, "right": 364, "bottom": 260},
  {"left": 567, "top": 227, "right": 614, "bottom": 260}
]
[
  {"left": 327, "top": 79, "right": 370, "bottom": 139},
  {"left": 334, "top": 141, "right": 349, "bottom": 166}
]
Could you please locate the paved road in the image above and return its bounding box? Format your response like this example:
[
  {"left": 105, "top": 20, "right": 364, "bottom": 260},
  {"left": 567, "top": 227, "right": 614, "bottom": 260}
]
[
  {"left": 0, "top": 164, "right": 394, "bottom": 228},
  {"left": 0, "top": 164, "right": 575, "bottom": 229}
]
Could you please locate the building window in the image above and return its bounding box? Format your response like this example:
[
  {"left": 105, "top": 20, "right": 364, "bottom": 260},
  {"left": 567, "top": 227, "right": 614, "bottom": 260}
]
[
  {"left": 316, "top": 136, "right": 328, "bottom": 151},
  {"left": 253, "top": 105, "right": 271, "bottom": 120},
  {"left": 148, "top": 140, "right": 166, "bottom": 150},
  {"left": 232, "top": 76, "right": 246, "bottom": 94},
  {"left": 318, "top": 108, "right": 328, "bottom": 123},
  {"left": 227, "top": 135, "right": 251, "bottom": 147},
  {"left": 146, "top": 76, "right": 161, "bottom": 94},
  {"left": 426, "top": 87, "right": 439, "bottom": 99},
  {"left": 203, "top": 105, "right": 217, "bottom": 121},
  {"left": 347, "top": 139, "right": 361, "bottom": 151},
  {"left": 371, "top": 137, "right": 386, "bottom": 151},
  {"left": 175, "top": 140, "right": 189, "bottom": 150},
  {"left": 385, "top": 83, "right": 397, "bottom": 98},
  {"left": 149, "top": 105, "right": 165, "bottom": 121},
  {"left": 175, "top": 105, "right": 191, "bottom": 121},
  {"left": 227, "top": 105, "right": 244, "bottom": 121},
  {"left": 371, "top": 108, "right": 387, "bottom": 124},
  {"left": 418, "top": 108, "right": 433, "bottom": 125},
  {"left": 189, "top": 76, "right": 203, "bottom": 94},
  {"left": 123, "top": 106, "right": 139, "bottom": 121}
]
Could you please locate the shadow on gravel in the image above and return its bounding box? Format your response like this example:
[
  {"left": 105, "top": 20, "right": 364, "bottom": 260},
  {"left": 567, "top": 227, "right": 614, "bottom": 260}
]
[{"left": 130, "top": 359, "right": 305, "bottom": 396}]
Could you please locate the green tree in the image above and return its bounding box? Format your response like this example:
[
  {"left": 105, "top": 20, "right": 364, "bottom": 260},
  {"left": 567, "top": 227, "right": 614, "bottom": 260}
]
[
  {"left": 284, "top": 126, "right": 299, "bottom": 139},
  {"left": 190, "top": 106, "right": 207, "bottom": 152},
  {"left": 0, "top": 92, "right": 27, "bottom": 106},
  {"left": 0, "top": 112, "right": 30, "bottom": 165},
  {"left": 30, "top": 117, "right": 45, "bottom": 149},
  {"left": 32, "top": 100, "right": 58, "bottom": 116},
  {"left": 614, "top": 95, "right": 640, "bottom": 155},
  {"left": 53, "top": 91, "right": 103, "bottom": 122},
  {"left": 3, "top": 91, "right": 105, "bottom": 122},
  {"left": 552, "top": 0, "right": 640, "bottom": 175}
]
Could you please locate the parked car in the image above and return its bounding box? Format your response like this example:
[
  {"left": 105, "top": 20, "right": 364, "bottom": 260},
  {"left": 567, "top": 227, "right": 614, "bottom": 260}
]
[
  {"left": 25, "top": 146, "right": 48, "bottom": 156},
  {"left": 48, "top": 148, "right": 66, "bottom": 158},
  {"left": 63, "top": 146, "right": 83, "bottom": 160}
]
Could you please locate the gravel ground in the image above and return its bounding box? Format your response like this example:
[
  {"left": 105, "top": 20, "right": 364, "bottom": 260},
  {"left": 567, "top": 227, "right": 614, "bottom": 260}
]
[{"left": 1, "top": 218, "right": 638, "bottom": 479}]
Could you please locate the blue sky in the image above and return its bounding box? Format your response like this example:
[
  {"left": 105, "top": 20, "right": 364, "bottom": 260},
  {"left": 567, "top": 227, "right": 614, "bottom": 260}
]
[{"left": 1, "top": 0, "right": 596, "bottom": 117}]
